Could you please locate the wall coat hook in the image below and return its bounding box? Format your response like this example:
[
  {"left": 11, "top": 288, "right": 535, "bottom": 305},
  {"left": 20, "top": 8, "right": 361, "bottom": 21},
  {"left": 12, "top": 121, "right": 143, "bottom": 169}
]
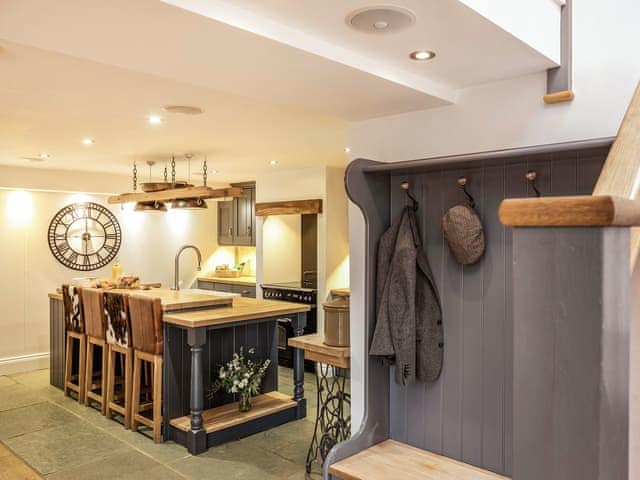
[
  {"left": 526, "top": 171, "right": 541, "bottom": 197},
  {"left": 457, "top": 176, "right": 476, "bottom": 208}
]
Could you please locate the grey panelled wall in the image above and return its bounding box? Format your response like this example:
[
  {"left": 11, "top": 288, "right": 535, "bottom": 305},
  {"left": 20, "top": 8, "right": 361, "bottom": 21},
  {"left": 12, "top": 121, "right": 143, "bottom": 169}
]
[{"left": 387, "top": 146, "right": 608, "bottom": 475}]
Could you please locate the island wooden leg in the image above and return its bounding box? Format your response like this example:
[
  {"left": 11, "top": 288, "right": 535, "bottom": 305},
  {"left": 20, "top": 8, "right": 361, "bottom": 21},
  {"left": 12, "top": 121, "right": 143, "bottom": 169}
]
[
  {"left": 292, "top": 311, "right": 307, "bottom": 419},
  {"left": 186, "top": 327, "right": 207, "bottom": 454}
]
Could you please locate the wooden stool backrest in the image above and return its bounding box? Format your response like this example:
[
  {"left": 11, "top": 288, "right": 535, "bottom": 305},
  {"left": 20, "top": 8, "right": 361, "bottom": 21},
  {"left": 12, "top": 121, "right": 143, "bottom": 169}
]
[
  {"left": 128, "top": 295, "right": 163, "bottom": 355},
  {"left": 62, "top": 285, "right": 84, "bottom": 333},
  {"left": 104, "top": 291, "right": 132, "bottom": 348},
  {"left": 82, "top": 288, "right": 106, "bottom": 339}
]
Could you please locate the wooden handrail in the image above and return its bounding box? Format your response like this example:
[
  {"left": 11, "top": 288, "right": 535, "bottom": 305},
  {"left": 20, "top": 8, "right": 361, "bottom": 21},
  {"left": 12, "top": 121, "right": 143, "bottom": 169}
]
[
  {"left": 593, "top": 82, "right": 640, "bottom": 265},
  {"left": 499, "top": 195, "right": 640, "bottom": 227}
]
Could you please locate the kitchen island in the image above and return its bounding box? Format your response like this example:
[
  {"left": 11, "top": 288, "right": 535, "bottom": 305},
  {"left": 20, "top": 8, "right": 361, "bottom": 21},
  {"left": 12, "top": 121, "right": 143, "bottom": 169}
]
[{"left": 48, "top": 289, "right": 309, "bottom": 454}]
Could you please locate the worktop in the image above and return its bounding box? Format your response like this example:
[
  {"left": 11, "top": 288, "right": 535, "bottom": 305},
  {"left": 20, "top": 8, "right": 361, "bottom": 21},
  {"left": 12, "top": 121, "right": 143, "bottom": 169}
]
[
  {"left": 163, "top": 297, "right": 310, "bottom": 328},
  {"left": 48, "top": 288, "right": 234, "bottom": 312},
  {"left": 197, "top": 275, "right": 256, "bottom": 287}
]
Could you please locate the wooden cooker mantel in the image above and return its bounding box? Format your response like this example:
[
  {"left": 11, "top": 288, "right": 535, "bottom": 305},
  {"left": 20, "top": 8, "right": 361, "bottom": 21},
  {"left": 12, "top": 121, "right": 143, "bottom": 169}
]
[
  {"left": 255, "top": 199, "right": 322, "bottom": 216},
  {"left": 499, "top": 195, "right": 640, "bottom": 227}
]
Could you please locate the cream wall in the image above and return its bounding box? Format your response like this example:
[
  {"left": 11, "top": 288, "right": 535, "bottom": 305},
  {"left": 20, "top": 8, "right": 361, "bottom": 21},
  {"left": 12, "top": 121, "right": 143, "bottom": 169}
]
[
  {"left": 0, "top": 167, "right": 220, "bottom": 374},
  {"left": 255, "top": 165, "right": 349, "bottom": 329},
  {"left": 346, "top": 0, "right": 640, "bottom": 431}
]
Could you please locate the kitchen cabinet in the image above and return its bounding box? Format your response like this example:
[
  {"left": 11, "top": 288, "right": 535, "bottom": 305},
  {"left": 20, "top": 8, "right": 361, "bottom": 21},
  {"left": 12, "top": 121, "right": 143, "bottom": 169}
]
[
  {"left": 217, "top": 182, "right": 255, "bottom": 246},
  {"left": 197, "top": 279, "right": 256, "bottom": 298}
]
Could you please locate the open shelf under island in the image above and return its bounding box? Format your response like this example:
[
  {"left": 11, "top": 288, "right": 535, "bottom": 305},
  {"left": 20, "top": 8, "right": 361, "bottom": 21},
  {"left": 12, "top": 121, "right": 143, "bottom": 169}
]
[{"left": 48, "top": 289, "right": 310, "bottom": 454}]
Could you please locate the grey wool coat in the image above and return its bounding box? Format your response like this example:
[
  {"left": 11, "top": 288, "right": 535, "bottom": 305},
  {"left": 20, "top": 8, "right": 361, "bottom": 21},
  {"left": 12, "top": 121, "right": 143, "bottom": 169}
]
[{"left": 370, "top": 206, "right": 443, "bottom": 385}]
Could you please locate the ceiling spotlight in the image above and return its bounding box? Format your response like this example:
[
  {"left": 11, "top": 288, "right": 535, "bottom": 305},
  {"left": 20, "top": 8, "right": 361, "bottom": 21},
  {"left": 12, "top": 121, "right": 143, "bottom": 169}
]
[
  {"left": 269, "top": 160, "right": 278, "bottom": 166},
  {"left": 344, "top": 147, "right": 351, "bottom": 153},
  {"left": 148, "top": 114, "right": 163, "bottom": 125},
  {"left": 409, "top": 50, "right": 436, "bottom": 61},
  {"left": 81, "top": 137, "right": 95, "bottom": 145}
]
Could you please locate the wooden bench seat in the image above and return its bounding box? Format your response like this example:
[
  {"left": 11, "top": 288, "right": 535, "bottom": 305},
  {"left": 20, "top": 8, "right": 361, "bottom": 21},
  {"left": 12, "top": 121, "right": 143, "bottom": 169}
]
[{"left": 329, "top": 440, "right": 509, "bottom": 480}]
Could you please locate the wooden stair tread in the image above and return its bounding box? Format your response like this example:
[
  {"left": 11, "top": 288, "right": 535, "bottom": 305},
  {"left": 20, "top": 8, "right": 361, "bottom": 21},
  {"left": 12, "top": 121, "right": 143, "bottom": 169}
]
[
  {"left": 329, "top": 440, "right": 509, "bottom": 480},
  {"left": 169, "top": 391, "right": 295, "bottom": 434}
]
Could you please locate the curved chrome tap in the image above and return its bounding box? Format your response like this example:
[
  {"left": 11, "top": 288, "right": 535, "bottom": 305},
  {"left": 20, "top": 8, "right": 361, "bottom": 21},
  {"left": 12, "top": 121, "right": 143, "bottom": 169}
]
[{"left": 174, "top": 245, "right": 202, "bottom": 291}]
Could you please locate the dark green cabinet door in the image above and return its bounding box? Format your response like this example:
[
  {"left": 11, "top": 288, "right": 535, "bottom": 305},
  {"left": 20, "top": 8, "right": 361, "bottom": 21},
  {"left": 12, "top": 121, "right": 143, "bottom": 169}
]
[
  {"left": 217, "top": 200, "right": 234, "bottom": 245},
  {"left": 234, "top": 187, "right": 254, "bottom": 246}
]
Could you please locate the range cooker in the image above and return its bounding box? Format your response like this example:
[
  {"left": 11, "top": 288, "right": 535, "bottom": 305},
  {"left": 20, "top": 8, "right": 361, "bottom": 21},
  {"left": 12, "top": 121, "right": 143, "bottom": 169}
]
[{"left": 262, "top": 281, "right": 317, "bottom": 372}]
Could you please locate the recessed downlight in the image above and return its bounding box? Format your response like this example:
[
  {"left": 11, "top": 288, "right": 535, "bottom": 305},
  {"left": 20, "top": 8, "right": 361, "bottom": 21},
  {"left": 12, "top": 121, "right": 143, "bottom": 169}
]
[
  {"left": 81, "top": 137, "right": 95, "bottom": 145},
  {"left": 269, "top": 160, "right": 278, "bottom": 166},
  {"left": 410, "top": 50, "right": 436, "bottom": 61},
  {"left": 344, "top": 147, "right": 351, "bottom": 153},
  {"left": 148, "top": 114, "right": 163, "bottom": 125},
  {"left": 39, "top": 152, "right": 50, "bottom": 159},
  {"left": 346, "top": 6, "right": 415, "bottom": 34}
]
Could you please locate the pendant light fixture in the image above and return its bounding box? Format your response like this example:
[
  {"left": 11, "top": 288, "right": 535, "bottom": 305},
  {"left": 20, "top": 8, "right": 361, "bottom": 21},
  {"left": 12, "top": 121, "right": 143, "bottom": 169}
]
[
  {"left": 172, "top": 154, "right": 208, "bottom": 210},
  {"left": 133, "top": 160, "right": 168, "bottom": 212}
]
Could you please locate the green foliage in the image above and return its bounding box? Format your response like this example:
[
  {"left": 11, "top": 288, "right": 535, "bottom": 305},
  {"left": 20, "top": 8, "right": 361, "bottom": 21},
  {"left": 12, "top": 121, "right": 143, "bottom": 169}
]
[{"left": 207, "top": 347, "right": 271, "bottom": 399}]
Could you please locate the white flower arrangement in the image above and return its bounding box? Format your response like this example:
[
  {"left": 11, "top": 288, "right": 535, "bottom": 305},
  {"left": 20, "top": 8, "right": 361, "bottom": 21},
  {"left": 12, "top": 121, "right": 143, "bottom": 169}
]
[{"left": 208, "top": 347, "right": 271, "bottom": 400}]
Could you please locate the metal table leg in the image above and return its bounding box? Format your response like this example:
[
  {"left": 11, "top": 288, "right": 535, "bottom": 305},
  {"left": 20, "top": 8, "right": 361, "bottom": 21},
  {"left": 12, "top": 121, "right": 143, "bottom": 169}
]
[{"left": 306, "top": 363, "right": 350, "bottom": 473}]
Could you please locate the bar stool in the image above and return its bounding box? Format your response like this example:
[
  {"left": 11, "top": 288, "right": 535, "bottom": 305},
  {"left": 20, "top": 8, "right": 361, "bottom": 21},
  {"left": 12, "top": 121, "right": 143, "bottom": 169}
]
[
  {"left": 128, "top": 295, "right": 163, "bottom": 442},
  {"left": 62, "top": 285, "right": 86, "bottom": 403},
  {"left": 82, "top": 288, "right": 108, "bottom": 415},
  {"left": 104, "top": 291, "right": 134, "bottom": 428}
]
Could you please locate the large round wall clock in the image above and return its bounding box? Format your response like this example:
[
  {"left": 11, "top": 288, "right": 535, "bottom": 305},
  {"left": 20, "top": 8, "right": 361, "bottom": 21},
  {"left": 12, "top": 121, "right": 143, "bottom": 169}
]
[{"left": 48, "top": 202, "right": 122, "bottom": 271}]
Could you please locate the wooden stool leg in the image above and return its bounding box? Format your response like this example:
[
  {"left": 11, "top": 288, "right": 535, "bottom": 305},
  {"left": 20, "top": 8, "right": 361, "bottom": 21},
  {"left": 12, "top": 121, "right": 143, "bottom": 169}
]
[
  {"left": 124, "top": 350, "right": 133, "bottom": 429},
  {"left": 84, "top": 340, "right": 94, "bottom": 406},
  {"left": 131, "top": 353, "right": 141, "bottom": 432},
  {"left": 64, "top": 334, "right": 73, "bottom": 398},
  {"left": 100, "top": 343, "right": 108, "bottom": 416},
  {"left": 106, "top": 345, "right": 115, "bottom": 419},
  {"left": 78, "top": 335, "right": 87, "bottom": 404},
  {"left": 152, "top": 355, "right": 163, "bottom": 443}
]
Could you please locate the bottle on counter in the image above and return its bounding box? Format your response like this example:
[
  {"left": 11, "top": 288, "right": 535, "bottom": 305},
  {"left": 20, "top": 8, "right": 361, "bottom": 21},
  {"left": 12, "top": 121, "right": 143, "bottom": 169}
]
[{"left": 111, "top": 258, "right": 123, "bottom": 280}]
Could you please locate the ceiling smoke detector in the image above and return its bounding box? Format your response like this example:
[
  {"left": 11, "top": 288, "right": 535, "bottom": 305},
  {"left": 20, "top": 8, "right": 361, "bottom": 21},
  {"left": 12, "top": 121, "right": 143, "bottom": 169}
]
[
  {"left": 162, "top": 105, "right": 204, "bottom": 115},
  {"left": 346, "top": 6, "right": 415, "bottom": 34}
]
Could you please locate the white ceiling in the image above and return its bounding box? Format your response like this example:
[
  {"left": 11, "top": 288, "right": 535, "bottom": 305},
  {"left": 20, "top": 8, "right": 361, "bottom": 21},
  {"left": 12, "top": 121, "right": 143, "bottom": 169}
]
[
  {"left": 167, "top": 0, "right": 558, "bottom": 90},
  {"left": 0, "top": 0, "right": 560, "bottom": 178},
  {"left": 0, "top": 42, "right": 347, "bottom": 180}
]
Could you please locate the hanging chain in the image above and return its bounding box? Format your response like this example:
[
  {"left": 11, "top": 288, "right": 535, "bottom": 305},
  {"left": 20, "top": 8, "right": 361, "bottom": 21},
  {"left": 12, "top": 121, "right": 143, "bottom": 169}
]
[
  {"left": 171, "top": 156, "right": 176, "bottom": 184},
  {"left": 132, "top": 162, "right": 138, "bottom": 191},
  {"left": 203, "top": 158, "right": 208, "bottom": 186},
  {"left": 163, "top": 165, "right": 168, "bottom": 182}
]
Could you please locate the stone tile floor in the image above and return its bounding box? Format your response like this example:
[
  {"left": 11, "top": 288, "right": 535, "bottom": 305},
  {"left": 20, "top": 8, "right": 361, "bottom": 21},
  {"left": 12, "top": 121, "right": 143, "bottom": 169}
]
[{"left": 0, "top": 367, "right": 323, "bottom": 479}]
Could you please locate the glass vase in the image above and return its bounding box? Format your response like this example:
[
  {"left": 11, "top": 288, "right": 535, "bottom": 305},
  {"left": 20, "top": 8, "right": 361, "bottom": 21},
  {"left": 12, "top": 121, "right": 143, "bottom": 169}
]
[{"left": 238, "top": 391, "right": 251, "bottom": 412}]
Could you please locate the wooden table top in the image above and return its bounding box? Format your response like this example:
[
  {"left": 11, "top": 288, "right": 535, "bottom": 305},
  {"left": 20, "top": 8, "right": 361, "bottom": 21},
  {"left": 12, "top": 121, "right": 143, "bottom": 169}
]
[
  {"left": 48, "top": 288, "right": 234, "bottom": 312},
  {"left": 288, "top": 333, "right": 350, "bottom": 368},
  {"left": 163, "top": 297, "right": 310, "bottom": 328},
  {"left": 197, "top": 275, "right": 257, "bottom": 287}
]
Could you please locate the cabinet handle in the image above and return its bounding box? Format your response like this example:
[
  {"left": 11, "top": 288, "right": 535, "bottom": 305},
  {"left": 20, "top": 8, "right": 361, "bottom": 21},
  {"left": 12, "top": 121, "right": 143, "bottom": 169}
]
[
  {"left": 229, "top": 227, "right": 233, "bottom": 236},
  {"left": 248, "top": 225, "right": 252, "bottom": 234}
]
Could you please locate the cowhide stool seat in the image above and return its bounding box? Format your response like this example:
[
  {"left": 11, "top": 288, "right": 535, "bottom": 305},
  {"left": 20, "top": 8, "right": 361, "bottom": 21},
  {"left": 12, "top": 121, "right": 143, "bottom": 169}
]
[
  {"left": 128, "top": 294, "right": 164, "bottom": 443},
  {"left": 62, "top": 285, "right": 86, "bottom": 403},
  {"left": 104, "top": 291, "right": 134, "bottom": 429},
  {"left": 82, "top": 288, "right": 108, "bottom": 415}
]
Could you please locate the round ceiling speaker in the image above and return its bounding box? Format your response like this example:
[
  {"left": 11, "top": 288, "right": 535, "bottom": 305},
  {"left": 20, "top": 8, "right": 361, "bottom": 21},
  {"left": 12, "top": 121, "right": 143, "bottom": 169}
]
[
  {"left": 162, "top": 105, "right": 204, "bottom": 115},
  {"left": 346, "top": 6, "right": 415, "bottom": 34}
]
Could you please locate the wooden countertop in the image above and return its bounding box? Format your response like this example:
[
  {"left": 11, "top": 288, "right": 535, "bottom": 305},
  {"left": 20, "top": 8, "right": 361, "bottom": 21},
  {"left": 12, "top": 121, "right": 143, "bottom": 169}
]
[
  {"left": 197, "top": 275, "right": 257, "bottom": 287},
  {"left": 329, "top": 439, "right": 509, "bottom": 480},
  {"left": 48, "top": 288, "right": 234, "bottom": 312},
  {"left": 330, "top": 288, "right": 350, "bottom": 297},
  {"left": 288, "top": 333, "right": 350, "bottom": 368},
  {"left": 163, "top": 297, "right": 310, "bottom": 328}
]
